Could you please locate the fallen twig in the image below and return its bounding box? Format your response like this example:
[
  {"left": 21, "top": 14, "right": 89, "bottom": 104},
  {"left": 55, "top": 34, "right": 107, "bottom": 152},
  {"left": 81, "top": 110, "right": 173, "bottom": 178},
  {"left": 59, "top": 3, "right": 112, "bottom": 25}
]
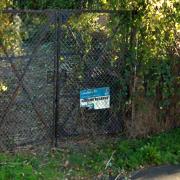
[{"left": 105, "top": 150, "right": 116, "bottom": 170}]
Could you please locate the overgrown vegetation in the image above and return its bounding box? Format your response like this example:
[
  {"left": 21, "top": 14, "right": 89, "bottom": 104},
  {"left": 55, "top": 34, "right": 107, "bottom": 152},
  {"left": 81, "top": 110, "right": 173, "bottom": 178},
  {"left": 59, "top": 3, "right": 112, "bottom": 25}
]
[
  {"left": 0, "top": 128, "right": 179, "bottom": 179},
  {"left": 0, "top": 0, "right": 179, "bottom": 142},
  {"left": 13, "top": 0, "right": 180, "bottom": 137}
]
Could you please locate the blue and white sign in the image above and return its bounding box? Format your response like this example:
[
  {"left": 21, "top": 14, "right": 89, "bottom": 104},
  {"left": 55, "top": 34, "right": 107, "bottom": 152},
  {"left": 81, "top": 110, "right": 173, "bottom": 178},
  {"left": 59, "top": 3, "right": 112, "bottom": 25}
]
[{"left": 80, "top": 87, "right": 110, "bottom": 110}]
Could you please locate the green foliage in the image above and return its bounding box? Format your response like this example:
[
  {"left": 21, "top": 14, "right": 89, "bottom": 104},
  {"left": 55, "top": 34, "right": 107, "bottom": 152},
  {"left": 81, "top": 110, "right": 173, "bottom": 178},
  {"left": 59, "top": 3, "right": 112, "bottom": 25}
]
[
  {"left": 52, "top": 0, "right": 179, "bottom": 117},
  {"left": 0, "top": 0, "right": 23, "bottom": 94},
  {"left": 16, "top": 0, "right": 82, "bottom": 9},
  {"left": 0, "top": 128, "right": 179, "bottom": 178},
  {"left": 0, "top": 0, "right": 22, "bottom": 56}
]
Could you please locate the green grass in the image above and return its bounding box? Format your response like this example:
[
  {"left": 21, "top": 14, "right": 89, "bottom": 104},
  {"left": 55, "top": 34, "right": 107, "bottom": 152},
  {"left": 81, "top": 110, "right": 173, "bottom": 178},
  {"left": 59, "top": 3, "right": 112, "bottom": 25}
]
[{"left": 0, "top": 128, "right": 180, "bottom": 179}]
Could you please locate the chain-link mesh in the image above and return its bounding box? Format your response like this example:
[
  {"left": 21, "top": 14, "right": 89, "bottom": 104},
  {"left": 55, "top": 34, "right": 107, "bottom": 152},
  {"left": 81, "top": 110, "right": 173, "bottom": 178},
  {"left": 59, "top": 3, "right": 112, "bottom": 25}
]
[
  {"left": 0, "top": 10, "right": 131, "bottom": 150},
  {"left": 0, "top": 10, "right": 56, "bottom": 151},
  {"left": 56, "top": 11, "right": 128, "bottom": 142}
]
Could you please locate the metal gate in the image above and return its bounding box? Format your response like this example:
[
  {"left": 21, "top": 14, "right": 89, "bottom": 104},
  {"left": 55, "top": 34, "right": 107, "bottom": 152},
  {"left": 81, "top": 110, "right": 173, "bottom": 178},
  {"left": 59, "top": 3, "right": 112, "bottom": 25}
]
[{"left": 0, "top": 10, "right": 132, "bottom": 150}]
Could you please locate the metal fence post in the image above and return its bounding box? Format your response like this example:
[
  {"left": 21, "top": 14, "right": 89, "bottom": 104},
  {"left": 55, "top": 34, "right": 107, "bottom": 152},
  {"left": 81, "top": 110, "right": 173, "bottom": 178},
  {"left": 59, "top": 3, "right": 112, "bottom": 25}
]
[{"left": 54, "top": 11, "right": 61, "bottom": 148}]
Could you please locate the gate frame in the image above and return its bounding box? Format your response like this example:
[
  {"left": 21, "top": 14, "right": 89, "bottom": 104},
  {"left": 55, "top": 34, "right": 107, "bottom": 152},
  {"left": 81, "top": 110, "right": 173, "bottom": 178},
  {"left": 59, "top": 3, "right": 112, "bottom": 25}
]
[
  {"left": 1, "top": 9, "right": 135, "bottom": 149},
  {"left": 52, "top": 9, "right": 134, "bottom": 147}
]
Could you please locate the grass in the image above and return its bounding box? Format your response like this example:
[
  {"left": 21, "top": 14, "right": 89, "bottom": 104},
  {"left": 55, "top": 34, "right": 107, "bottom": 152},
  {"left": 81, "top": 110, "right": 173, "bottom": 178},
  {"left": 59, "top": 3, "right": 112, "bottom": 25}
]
[{"left": 0, "top": 128, "right": 180, "bottom": 179}]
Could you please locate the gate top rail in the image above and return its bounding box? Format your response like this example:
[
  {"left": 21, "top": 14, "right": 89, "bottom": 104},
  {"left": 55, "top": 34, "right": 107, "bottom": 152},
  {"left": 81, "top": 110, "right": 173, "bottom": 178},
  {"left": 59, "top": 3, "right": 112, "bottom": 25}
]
[{"left": 2, "top": 9, "right": 134, "bottom": 14}]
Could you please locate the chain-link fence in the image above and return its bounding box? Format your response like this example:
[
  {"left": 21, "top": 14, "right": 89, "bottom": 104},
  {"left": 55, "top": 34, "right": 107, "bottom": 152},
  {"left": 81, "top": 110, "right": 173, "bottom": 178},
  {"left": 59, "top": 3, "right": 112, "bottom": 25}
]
[
  {"left": 0, "top": 10, "right": 56, "bottom": 151},
  {"left": 0, "top": 9, "right": 133, "bottom": 151}
]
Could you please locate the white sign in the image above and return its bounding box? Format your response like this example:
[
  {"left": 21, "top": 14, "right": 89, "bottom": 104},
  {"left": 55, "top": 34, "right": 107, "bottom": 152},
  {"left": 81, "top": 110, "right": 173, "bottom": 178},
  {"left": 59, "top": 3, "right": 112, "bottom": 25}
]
[{"left": 80, "top": 87, "right": 110, "bottom": 110}]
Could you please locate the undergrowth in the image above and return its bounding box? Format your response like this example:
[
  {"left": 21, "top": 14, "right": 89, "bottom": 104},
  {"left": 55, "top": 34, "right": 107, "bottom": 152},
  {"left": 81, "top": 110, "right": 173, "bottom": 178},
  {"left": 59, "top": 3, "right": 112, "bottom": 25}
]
[{"left": 0, "top": 128, "right": 179, "bottom": 179}]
